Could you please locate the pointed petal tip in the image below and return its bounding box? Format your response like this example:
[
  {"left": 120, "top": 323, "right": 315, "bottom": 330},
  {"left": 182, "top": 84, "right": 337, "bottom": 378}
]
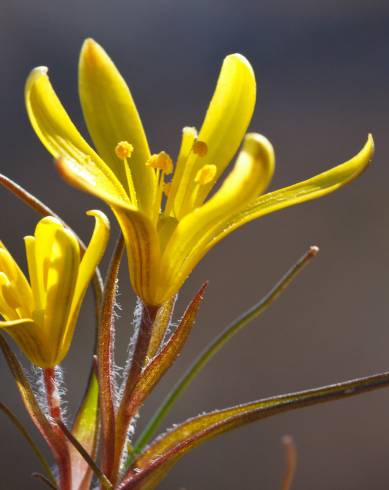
[
  {"left": 25, "top": 66, "right": 49, "bottom": 91},
  {"left": 31, "top": 66, "right": 48, "bottom": 76},
  {"left": 366, "top": 133, "right": 375, "bottom": 158},
  {"left": 82, "top": 37, "right": 97, "bottom": 48},
  {"left": 353, "top": 133, "right": 375, "bottom": 177},
  {"left": 223, "top": 53, "right": 255, "bottom": 82},
  {"left": 80, "top": 37, "right": 106, "bottom": 68},
  {"left": 225, "top": 52, "right": 252, "bottom": 67},
  {"left": 86, "top": 209, "right": 111, "bottom": 230},
  {"left": 244, "top": 133, "right": 275, "bottom": 162}
]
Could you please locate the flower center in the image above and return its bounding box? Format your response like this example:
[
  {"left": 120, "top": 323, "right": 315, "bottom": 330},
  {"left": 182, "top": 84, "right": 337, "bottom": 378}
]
[{"left": 145, "top": 151, "right": 174, "bottom": 222}]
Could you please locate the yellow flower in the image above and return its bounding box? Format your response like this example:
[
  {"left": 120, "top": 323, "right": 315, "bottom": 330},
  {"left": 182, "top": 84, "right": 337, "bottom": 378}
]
[
  {"left": 25, "top": 39, "right": 374, "bottom": 307},
  {"left": 0, "top": 211, "right": 109, "bottom": 367}
]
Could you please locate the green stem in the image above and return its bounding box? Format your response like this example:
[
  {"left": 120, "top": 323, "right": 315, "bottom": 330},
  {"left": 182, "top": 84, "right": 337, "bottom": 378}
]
[{"left": 131, "top": 246, "right": 319, "bottom": 460}]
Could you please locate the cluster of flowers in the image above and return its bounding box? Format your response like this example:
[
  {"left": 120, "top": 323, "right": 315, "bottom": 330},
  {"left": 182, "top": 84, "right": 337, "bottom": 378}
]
[{"left": 0, "top": 39, "right": 379, "bottom": 490}]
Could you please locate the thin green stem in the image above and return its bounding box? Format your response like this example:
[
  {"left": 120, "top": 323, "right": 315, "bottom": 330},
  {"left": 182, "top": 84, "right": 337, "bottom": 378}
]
[
  {"left": 0, "top": 403, "right": 57, "bottom": 488},
  {"left": 131, "top": 246, "right": 319, "bottom": 459}
]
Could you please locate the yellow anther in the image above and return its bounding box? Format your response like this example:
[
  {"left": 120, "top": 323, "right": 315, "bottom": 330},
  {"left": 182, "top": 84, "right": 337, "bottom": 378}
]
[
  {"left": 162, "top": 182, "right": 172, "bottom": 197},
  {"left": 194, "top": 164, "right": 217, "bottom": 186},
  {"left": 115, "top": 141, "right": 134, "bottom": 160},
  {"left": 192, "top": 140, "right": 208, "bottom": 157},
  {"left": 146, "top": 151, "right": 174, "bottom": 175}
]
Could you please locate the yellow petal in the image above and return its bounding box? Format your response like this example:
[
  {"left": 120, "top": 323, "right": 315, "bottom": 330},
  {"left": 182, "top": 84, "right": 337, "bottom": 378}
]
[
  {"left": 156, "top": 133, "right": 271, "bottom": 303},
  {"left": 57, "top": 155, "right": 161, "bottom": 304},
  {"left": 0, "top": 318, "right": 51, "bottom": 368},
  {"left": 28, "top": 217, "right": 64, "bottom": 313},
  {"left": 39, "top": 223, "right": 80, "bottom": 364},
  {"left": 157, "top": 134, "right": 373, "bottom": 303},
  {"left": 60, "top": 210, "right": 110, "bottom": 357},
  {"left": 0, "top": 243, "right": 33, "bottom": 315},
  {"left": 171, "top": 54, "right": 256, "bottom": 218},
  {"left": 24, "top": 236, "right": 44, "bottom": 316},
  {"left": 25, "top": 66, "right": 129, "bottom": 205},
  {"left": 79, "top": 39, "right": 155, "bottom": 212},
  {"left": 165, "top": 127, "right": 198, "bottom": 216},
  {"left": 0, "top": 274, "right": 21, "bottom": 320},
  {"left": 73, "top": 210, "right": 110, "bottom": 310},
  {"left": 113, "top": 207, "right": 161, "bottom": 306},
  {"left": 56, "top": 156, "right": 130, "bottom": 209},
  {"left": 211, "top": 134, "right": 374, "bottom": 243}
]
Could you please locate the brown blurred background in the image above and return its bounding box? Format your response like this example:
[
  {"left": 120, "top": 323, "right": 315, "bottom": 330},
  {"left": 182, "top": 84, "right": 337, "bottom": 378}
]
[{"left": 1, "top": 0, "right": 389, "bottom": 488}]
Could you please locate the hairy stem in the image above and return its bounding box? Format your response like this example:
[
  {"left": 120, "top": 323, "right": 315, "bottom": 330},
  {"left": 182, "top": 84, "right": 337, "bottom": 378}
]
[
  {"left": 113, "top": 303, "right": 159, "bottom": 482},
  {"left": 43, "top": 368, "right": 71, "bottom": 490},
  {"left": 98, "top": 234, "right": 124, "bottom": 478},
  {"left": 132, "top": 246, "right": 318, "bottom": 456}
]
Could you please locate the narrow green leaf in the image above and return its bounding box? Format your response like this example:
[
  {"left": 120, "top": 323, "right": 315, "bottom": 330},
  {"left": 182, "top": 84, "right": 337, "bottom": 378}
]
[
  {"left": 119, "top": 370, "right": 389, "bottom": 490},
  {"left": 70, "top": 371, "right": 99, "bottom": 490},
  {"left": 0, "top": 402, "right": 57, "bottom": 488},
  {"left": 132, "top": 246, "right": 319, "bottom": 456}
]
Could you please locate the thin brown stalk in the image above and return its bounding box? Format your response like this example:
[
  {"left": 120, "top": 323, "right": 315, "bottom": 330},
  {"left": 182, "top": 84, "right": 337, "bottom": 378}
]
[
  {"left": 125, "top": 283, "right": 208, "bottom": 429},
  {"left": 31, "top": 473, "right": 58, "bottom": 489},
  {"left": 57, "top": 420, "right": 113, "bottom": 490},
  {"left": 0, "top": 334, "right": 55, "bottom": 447},
  {"left": 42, "top": 367, "right": 72, "bottom": 490},
  {"left": 0, "top": 402, "right": 57, "bottom": 487},
  {"left": 43, "top": 368, "right": 62, "bottom": 421},
  {"left": 280, "top": 435, "right": 297, "bottom": 490},
  {"left": 113, "top": 303, "right": 159, "bottom": 483},
  {"left": 98, "top": 234, "right": 125, "bottom": 478}
]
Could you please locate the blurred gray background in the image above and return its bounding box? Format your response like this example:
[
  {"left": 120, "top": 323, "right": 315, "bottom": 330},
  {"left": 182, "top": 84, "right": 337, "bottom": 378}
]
[{"left": 1, "top": 0, "right": 389, "bottom": 488}]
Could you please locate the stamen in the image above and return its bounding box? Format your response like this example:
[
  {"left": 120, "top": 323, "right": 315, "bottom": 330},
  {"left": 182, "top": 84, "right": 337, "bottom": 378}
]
[
  {"left": 194, "top": 164, "right": 217, "bottom": 186},
  {"left": 146, "top": 151, "right": 174, "bottom": 175},
  {"left": 162, "top": 182, "right": 172, "bottom": 197},
  {"left": 192, "top": 140, "right": 208, "bottom": 157},
  {"left": 114, "top": 141, "right": 138, "bottom": 207},
  {"left": 115, "top": 141, "right": 134, "bottom": 160}
]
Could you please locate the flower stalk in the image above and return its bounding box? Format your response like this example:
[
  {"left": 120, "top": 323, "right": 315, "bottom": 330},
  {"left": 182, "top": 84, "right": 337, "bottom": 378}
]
[
  {"left": 112, "top": 303, "right": 159, "bottom": 482},
  {"left": 44, "top": 368, "right": 62, "bottom": 421},
  {"left": 97, "top": 234, "right": 124, "bottom": 477}
]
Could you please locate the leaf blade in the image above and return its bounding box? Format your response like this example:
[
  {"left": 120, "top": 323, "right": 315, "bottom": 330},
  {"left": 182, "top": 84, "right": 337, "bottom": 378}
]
[{"left": 119, "top": 370, "right": 389, "bottom": 490}]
